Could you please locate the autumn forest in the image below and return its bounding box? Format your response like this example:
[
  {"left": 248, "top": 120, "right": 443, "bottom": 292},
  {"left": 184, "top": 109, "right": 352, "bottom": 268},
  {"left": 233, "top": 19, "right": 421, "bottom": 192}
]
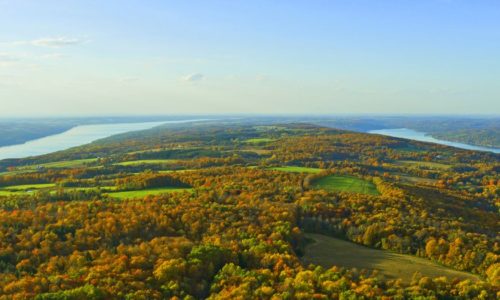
[{"left": 0, "top": 122, "right": 498, "bottom": 299}]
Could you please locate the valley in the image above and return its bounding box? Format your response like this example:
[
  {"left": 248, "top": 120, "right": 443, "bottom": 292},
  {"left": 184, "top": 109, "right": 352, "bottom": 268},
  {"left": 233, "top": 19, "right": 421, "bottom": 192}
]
[{"left": 0, "top": 121, "right": 498, "bottom": 298}]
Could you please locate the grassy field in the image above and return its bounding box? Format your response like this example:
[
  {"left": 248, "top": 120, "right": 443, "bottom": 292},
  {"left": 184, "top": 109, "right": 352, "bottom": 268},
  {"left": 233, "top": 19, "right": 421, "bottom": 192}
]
[
  {"left": 243, "top": 138, "right": 275, "bottom": 144},
  {"left": 312, "top": 175, "right": 379, "bottom": 195},
  {"left": 31, "top": 158, "right": 97, "bottom": 169},
  {"left": 107, "top": 187, "right": 193, "bottom": 199},
  {"left": 0, "top": 170, "right": 35, "bottom": 176},
  {"left": 2, "top": 183, "right": 56, "bottom": 191},
  {"left": 399, "top": 175, "right": 437, "bottom": 185},
  {"left": 270, "top": 166, "right": 324, "bottom": 174},
  {"left": 4, "top": 159, "right": 98, "bottom": 173},
  {"left": 0, "top": 190, "right": 23, "bottom": 196},
  {"left": 114, "top": 159, "right": 178, "bottom": 166},
  {"left": 397, "top": 160, "right": 451, "bottom": 170},
  {"left": 302, "top": 233, "right": 480, "bottom": 283},
  {"left": 0, "top": 183, "right": 57, "bottom": 196},
  {"left": 0, "top": 159, "right": 98, "bottom": 175}
]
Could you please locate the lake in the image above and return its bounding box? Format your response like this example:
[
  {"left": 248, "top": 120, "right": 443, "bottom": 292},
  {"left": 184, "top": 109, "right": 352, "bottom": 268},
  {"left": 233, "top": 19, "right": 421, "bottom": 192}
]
[
  {"left": 0, "top": 119, "right": 205, "bottom": 160},
  {"left": 369, "top": 128, "right": 500, "bottom": 154}
]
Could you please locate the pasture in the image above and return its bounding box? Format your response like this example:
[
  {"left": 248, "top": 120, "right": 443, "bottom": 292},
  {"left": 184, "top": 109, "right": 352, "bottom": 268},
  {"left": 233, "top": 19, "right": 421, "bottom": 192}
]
[
  {"left": 302, "top": 233, "right": 480, "bottom": 283},
  {"left": 2, "top": 183, "right": 56, "bottom": 191},
  {"left": 311, "top": 175, "right": 379, "bottom": 195},
  {"left": 0, "top": 183, "right": 57, "bottom": 196},
  {"left": 397, "top": 160, "right": 451, "bottom": 170},
  {"left": 243, "top": 138, "right": 275, "bottom": 144},
  {"left": 107, "top": 187, "right": 193, "bottom": 199},
  {"left": 270, "top": 166, "right": 324, "bottom": 174},
  {"left": 114, "top": 159, "right": 178, "bottom": 166},
  {"left": 27, "top": 158, "right": 97, "bottom": 169}
]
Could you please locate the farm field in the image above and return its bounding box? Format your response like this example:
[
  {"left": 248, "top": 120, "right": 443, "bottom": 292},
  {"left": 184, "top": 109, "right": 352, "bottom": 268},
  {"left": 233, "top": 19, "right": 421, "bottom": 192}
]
[
  {"left": 0, "top": 190, "right": 23, "bottom": 196},
  {"left": 24, "top": 158, "right": 98, "bottom": 169},
  {"left": 302, "top": 233, "right": 480, "bottom": 283},
  {"left": 243, "top": 138, "right": 275, "bottom": 144},
  {"left": 0, "top": 123, "right": 497, "bottom": 298},
  {"left": 270, "top": 166, "right": 324, "bottom": 174},
  {"left": 311, "top": 175, "right": 379, "bottom": 195},
  {"left": 107, "top": 187, "right": 193, "bottom": 199},
  {"left": 1, "top": 183, "right": 56, "bottom": 191},
  {"left": 397, "top": 160, "right": 451, "bottom": 170},
  {"left": 114, "top": 159, "right": 178, "bottom": 166},
  {"left": 0, "top": 183, "right": 57, "bottom": 196},
  {"left": 399, "top": 174, "right": 438, "bottom": 185}
]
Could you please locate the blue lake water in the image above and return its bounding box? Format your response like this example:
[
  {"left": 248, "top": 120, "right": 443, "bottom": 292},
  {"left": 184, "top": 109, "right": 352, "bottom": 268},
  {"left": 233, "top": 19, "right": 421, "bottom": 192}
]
[
  {"left": 369, "top": 128, "right": 500, "bottom": 154},
  {"left": 0, "top": 119, "right": 205, "bottom": 160}
]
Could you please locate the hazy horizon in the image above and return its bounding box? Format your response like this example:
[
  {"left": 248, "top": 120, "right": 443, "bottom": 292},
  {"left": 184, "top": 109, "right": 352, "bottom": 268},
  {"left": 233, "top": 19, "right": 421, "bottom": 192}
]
[
  {"left": 0, "top": 113, "right": 500, "bottom": 120},
  {"left": 1, "top": 0, "right": 499, "bottom": 116}
]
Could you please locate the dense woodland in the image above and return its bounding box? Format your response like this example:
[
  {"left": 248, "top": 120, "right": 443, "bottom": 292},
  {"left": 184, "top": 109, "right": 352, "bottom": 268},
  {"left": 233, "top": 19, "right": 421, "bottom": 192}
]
[{"left": 0, "top": 122, "right": 498, "bottom": 299}]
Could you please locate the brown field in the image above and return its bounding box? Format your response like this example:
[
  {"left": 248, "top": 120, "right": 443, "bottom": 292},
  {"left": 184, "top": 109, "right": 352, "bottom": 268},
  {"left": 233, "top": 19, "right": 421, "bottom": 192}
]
[{"left": 302, "top": 233, "right": 481, "bottom": 284}]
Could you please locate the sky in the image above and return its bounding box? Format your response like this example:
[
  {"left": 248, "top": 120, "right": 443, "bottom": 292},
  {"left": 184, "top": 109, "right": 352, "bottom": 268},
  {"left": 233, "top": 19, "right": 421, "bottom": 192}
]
[{"left": 0, "top": 0, "right": 499, "bottom": 116}]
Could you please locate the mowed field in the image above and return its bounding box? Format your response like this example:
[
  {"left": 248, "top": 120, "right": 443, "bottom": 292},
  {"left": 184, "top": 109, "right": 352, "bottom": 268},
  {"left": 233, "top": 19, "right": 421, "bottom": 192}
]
[
  {"left": 270, "top": 166, "right": 324, "bottom": 174},
  {"left": 312, "top": 175, "right": 379, "bottom": 195},
  {"left": 397, "top": 160, "right": 451, "bottom": 170},
  {"left": 107, "top": 187, "right": 193, "bottom": 199},
  {"left": 243, "top": 138, "right": 275, "bottom": 144},
  {"left": 0, "top": 183, "right": 56, "bottom": 196},
  {"left": 114, "top": 159, "right": 178, "bottom": 166},
  {"left": 302, "top": 234, "right": 481, "bottom": 283},
  {"left": 22, "top": 158, "right": 98, "bottom": 169}
]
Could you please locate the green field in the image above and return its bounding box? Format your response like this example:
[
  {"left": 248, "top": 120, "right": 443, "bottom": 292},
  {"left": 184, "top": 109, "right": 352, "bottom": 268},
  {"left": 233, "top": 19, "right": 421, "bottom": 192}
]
[
  {"left": 114, "top": 159, "right": 178, "bottom": 166},
  {"left": 302, "top": 233, "right": 480, "bottom": 283},
  {"left": 107, "top": 187, "right": 193, "bottom": 199},
  {"left": 397, "top": 160, "right": 451, "bottom": 170},
  {"left": 0, "top": 158, "right": 96, "bottom": 175},
  {"left": 0, "top": 183, "right": 57, "bottom": 196},
  {"left": 311, "top": 175, "right": 379, "bottom": 195},
  {"left": 22, "top": 158, "right": 98, "bottom": 169},
  {"left": 0, "top": 190, "right": 23, "bottom": 196},
  {"left": 3, "top": 159, "right": 99, "bottom": 174},
  {"left": 0, "top": 169, "right": 36, "bottom": 176},
  {"left": 270, "top": 166, "right": 324, "bottom": 174},
  {"left": 399, "top": 175, "right": 437, "bottom": 185},
  {"left": 2, "top": 183, "right": 56, "bottom": 191},
  {"left": 243, "top": 138, "right": 275, "bottom": 144}
]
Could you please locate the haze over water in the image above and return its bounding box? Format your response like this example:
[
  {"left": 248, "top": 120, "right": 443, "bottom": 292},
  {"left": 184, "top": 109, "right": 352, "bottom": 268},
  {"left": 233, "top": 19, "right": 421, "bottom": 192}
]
[
  {"left": 0, "top": 119, "right": 203, "bottom": 160},
  {"left": 369, "top": 128, "right": 500, "bottom": 154}
]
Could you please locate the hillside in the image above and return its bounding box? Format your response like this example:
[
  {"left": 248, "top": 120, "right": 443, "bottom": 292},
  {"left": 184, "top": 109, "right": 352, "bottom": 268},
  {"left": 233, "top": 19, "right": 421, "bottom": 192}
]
[{"left": 0, "top": 122, "right": 498, "bottom": 299}]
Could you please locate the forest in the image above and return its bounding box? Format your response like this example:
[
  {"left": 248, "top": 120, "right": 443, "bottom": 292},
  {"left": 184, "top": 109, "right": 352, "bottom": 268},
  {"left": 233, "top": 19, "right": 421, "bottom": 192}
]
[{"left": 0, "top": 122, "right": 498, "bottom": 299}]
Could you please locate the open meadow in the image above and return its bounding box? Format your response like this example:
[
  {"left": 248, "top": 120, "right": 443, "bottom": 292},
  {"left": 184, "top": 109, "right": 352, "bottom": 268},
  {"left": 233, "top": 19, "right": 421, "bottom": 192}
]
[{"left": 302, "top": 233, "right": 481, "bottom": 283}]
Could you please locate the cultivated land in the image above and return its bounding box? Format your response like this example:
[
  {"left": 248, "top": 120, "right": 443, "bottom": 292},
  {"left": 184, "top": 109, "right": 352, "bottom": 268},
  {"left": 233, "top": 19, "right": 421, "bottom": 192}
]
[
  {"left": 302, "top": 233, "right": 481, "bottom": 283},
  {"left": 397, "top": 160, "right": 451, "bottom": 170},
  {"left": 114, "top": 159, "right": 178, "bottom": 166},
  {"left": 107, "top": 187, "right": 194, "bottom": 199},
  {"left": 0, "top": 122, "right": 497, "bottom": 298},
  {"left": 270, "top": 166, "right": 324, "bottom": 174},
  {"left": 243, "top": 138, "right": 275, "bottom": 144},
  {"left": 311, "top": 175, "right": 379, "bottom": 195}
]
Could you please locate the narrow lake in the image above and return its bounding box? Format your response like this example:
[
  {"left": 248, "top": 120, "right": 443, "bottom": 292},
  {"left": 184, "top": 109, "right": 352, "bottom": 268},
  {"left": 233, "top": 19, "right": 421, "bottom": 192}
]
[
  {"left": 0, "top": 119, "right": 205, "bottom": 160},
  {"left": 369, "top": 128, "right": 500, "bottom": 154}
]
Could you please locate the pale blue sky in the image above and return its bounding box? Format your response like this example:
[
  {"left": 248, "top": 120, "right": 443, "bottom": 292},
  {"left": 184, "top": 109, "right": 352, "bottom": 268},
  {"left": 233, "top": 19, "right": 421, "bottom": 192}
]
[{"left": 0, "top": 0, "right": 499, "bottom": 116}]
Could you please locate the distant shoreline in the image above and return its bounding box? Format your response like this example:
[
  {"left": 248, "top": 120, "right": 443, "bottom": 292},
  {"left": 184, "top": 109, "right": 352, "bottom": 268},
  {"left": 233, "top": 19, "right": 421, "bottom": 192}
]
[{"left": 369, "top": 128, "right": 500, "bottom": 154}]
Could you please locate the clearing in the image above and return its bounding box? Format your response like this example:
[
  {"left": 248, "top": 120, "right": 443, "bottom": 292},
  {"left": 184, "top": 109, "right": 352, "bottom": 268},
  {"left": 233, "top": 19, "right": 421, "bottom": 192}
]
[
  {"left": 0, "top": 183, "right": 56, "bottom": 196},
  {"left": 397, "top": 160, "right": 451, "bottom": 170},
  {"left": 302, "top": 233, "right": 481, "bottom": 283},
  {"left": 243, "top": 138, "right": 275, "bottom": 144},
  {"left": 270, "top": 166, "right": 324, "bottom": 174},
  {"left": 107, "top": 187, "right": 193, "bottom": 199},
  {"left": 311, "top": 175, "right": 379, "bottom": 195},
  {"left": 114, "top": 159, "right": 178, "bottom": 166}
]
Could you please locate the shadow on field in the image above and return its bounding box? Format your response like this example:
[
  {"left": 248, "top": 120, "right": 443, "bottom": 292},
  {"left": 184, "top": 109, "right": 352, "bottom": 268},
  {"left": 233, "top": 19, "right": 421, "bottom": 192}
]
[{"left": 301, "top": 233, "right": 480, "bottom": 283}]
